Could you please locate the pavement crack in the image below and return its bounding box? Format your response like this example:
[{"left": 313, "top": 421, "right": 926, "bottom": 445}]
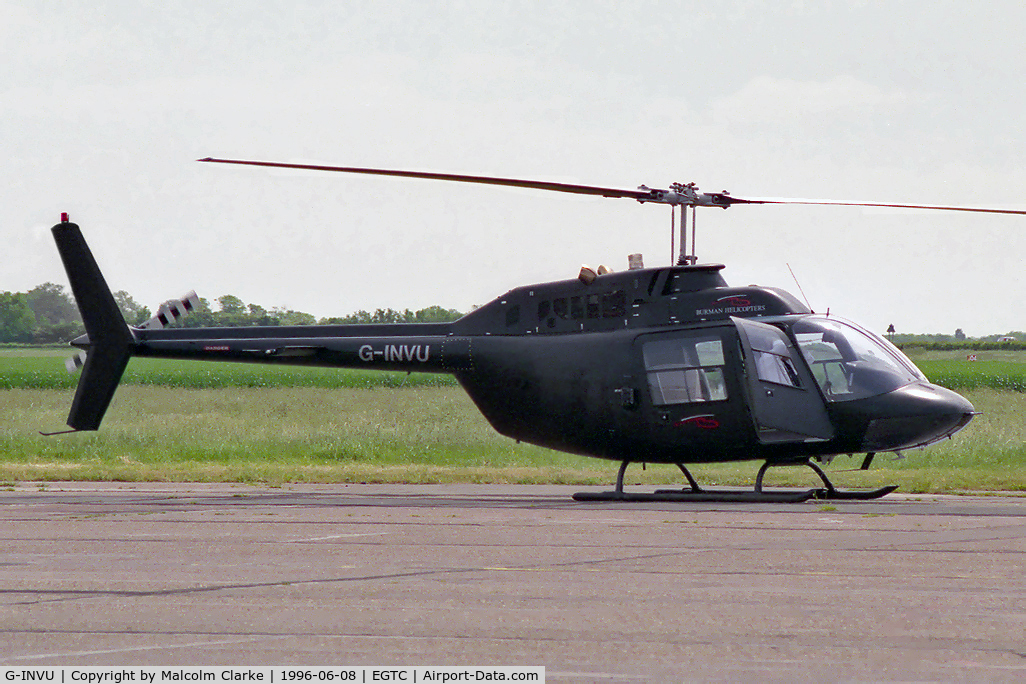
[{"left": 4, "top": 549, "right": 691, "bottom": 606}]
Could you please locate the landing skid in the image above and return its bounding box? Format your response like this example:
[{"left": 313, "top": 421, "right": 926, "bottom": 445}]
[{"left": 572, "top": 459, "right": 897, "bottom": 503}]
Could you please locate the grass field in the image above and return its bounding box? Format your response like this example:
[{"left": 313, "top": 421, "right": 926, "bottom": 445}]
[
  {"left": 903, "top": 348, "right": 1026, "bottom": 392},
  {"left": 1, "top": 348, "right": 1024, "bottom": 492}
]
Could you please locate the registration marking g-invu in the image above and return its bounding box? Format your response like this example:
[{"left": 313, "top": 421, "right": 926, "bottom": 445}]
[{"left": 358, "top": 343, "right": 431, "bottom": 363}]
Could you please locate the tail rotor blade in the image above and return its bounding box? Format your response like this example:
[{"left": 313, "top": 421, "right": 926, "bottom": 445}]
[
  {"left": 138, "top": 291, "right": 200, "bottom": 330},
  {"left": 65, "top": 351, "right": 86, "bottom": 374}
]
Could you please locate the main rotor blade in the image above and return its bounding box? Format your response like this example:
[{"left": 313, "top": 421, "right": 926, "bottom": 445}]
[
  {"left": 198, "top": 157, "right": 651, "bottom": 201},
  {"left": 199, "top": 157, "right": 1026, "bottom": 215},
  {"left": 711, "top": 195, "right": 1026, "bottom": 215}
]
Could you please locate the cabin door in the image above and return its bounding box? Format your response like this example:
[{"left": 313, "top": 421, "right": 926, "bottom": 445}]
[
  {"left": 732, "top": 317, "right": 834, "bottom": 444},
  {"left": 636, "top": 326, "right": 749, "bottom": 456}
]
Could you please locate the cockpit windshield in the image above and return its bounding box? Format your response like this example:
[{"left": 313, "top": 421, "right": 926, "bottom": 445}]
[{"left": 791, "top": 316, "right": 925, "bottom": 402}]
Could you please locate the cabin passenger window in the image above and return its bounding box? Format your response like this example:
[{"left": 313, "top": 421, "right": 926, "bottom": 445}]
[
  {"left": 537, "top": 300, "right": 550, "bottom": 321},
  {"left": 570, "top": 296, "right": 584, "bottom": 319},
  {"left": 602, "top": 290, "right": 626, "bottom": 318},
  {"left": 587, "top": 294, "right": 601, "bottom": 318},
  {"left": 553, "top": 298, "right": 568, "bottom": 319},
  {"left": 643, "top": 333, "right": 728, "bottom": 405},
  {"left": 505, "top": 305, "right": 520, "bottom": 327}
]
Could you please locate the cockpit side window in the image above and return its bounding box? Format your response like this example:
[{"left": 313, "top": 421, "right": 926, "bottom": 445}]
[
  {"left": 744, "top": 323, "right": 802, "bottom": 388},
  {"left": 792, "top": 317, "right": 921, "bottom": 401}
]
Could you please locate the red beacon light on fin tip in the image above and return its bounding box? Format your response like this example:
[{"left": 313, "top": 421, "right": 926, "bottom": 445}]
[{"left": 61, "top": 212, "right": 69, "bottom": 223}]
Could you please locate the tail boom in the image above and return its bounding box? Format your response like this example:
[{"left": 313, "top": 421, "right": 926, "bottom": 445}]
[
  {"left": 51, "top": 218, "right": 473, "bottom": 431},
  {"left": 132, "top": 327, "right": 473, "bottom": 373}
]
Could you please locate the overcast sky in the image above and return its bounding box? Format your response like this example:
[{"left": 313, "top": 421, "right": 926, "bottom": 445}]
[{"left": 3, "top": 1, "right": 1024, "bottom": 336}]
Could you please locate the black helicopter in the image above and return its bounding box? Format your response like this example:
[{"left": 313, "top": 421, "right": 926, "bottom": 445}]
[{"left": 49, "top": 158, "right": 1025, "bottom": 502}]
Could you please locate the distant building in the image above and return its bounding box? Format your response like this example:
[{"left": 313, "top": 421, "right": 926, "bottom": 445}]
[{"left": 997, "top": 336, "right": 1017, "bottom": 342}]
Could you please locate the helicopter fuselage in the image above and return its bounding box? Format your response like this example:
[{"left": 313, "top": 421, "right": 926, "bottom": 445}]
[{"left": 110, "top": 261, "right": 974, "bottom": 466}]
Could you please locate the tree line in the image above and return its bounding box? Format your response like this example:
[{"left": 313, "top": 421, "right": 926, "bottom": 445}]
[
  {"left": 0, "top": 282, "right": 463, "bottom": 344},
  {"left": 889, "top": 330, "right": 1025, "bottom": 348},
  {"left": 5, "top": 282, "right": 1020, "bottom": 348}
]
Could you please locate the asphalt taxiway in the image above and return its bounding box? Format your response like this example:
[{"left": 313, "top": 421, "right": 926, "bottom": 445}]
[{"left": 1, "top": 483, "right": 1024, "bottom": 681}]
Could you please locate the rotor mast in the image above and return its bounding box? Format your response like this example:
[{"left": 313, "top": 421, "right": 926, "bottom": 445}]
[
  {"left": 664, "top": 183, "right": 702, "bottom": 265},
  {"left": 646, "top": 181, "right": 719, "bottom": 266}
]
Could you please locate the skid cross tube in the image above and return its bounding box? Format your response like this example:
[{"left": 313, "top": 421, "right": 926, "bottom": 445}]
[
  {"left": 755, "top": 459, "right": 899, "bottom": 500},
  {"left": 675, "top": 462, "right": 703, "bottom": 492},
  {"left": 573, "top": 460, "right": 817, "bottom": 503}
]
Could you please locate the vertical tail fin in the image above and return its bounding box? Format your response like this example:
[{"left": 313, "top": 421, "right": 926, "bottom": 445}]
[{"left": 52, "top": 217, "right": 134, "bottom": 431}]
